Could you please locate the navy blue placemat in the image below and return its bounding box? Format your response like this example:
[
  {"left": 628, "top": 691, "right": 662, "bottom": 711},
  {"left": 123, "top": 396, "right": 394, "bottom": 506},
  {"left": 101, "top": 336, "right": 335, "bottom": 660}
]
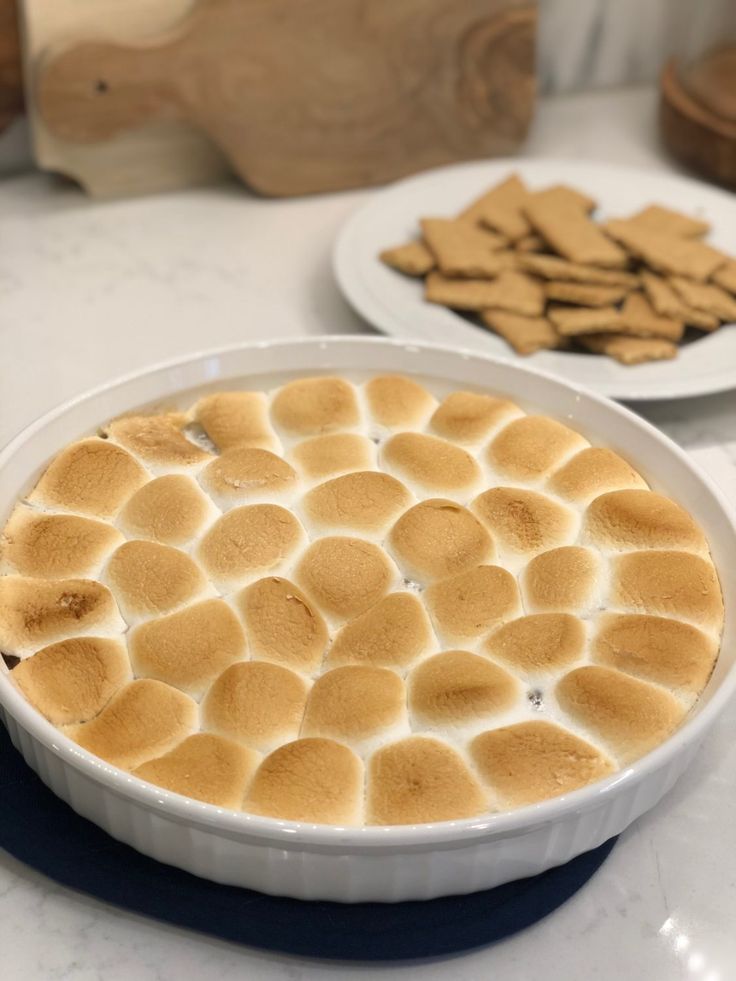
[{"left": 0, "top": 722, "right": 616, "bottom": 960}]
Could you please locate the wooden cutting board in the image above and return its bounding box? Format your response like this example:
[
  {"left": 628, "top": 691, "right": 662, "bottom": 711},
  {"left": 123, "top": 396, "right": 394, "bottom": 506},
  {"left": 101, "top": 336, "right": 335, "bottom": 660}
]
[
  {"left": 0, "top": 0, "right": 23, "bottom": 132},
  {"left": 31, "top": 0, "right": 536, "bottom": 198},
  {"left": 22, "top": 0, "right": 230, "bottom": 197}
]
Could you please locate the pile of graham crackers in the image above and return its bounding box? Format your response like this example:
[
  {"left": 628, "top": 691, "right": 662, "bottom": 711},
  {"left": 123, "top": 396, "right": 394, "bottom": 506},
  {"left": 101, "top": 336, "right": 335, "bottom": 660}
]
[{"left": 379, "top": 174, "right": 736, "bottom": 365}]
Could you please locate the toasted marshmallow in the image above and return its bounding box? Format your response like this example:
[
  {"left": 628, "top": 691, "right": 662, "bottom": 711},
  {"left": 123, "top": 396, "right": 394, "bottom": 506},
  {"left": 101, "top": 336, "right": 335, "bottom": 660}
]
[
  {"left": 556, "top": 665, "right": 685, "bottom": 763},
  {"left": 1, "top": 372, "right": 724, "bottom": 826},
  {"left": 193, "top": 391, "right": 279, "bottom": 452},
  {"left": 270, "top": 377, "right": 360, "bottom": 436},
  {"left": 523, "top": 546, "right": 602, "bottom": 615},
  {"left": 66, "top": 679, "right": 198, "bottom": 770},
  {"left": 484, "top": 614, "right": 585, "bottom": 676},
  {"left": 363, "top": 375, "right": 437, "bottom": 431},
  {"left": 245, "top": 738, "right": 364, "bottom": 824},
  {"left": 593, "top": 613, "right": 718, "bottom": 695},
  {"left": 132, "top": 732, "right": 261, "bottom": 809},
  {"left": 234, "top": 577, "right": 328, "bottom": 673},
  {"left": 199, "top": 447, "right": 298, "bottom": 510},
  {"left": 470, "top": 721, "right": 615, "bottom": 807},
  {"left": 129, "top": 598, "right": 246, "bottom": 699},
  {"left": 430, "top": 391, "right": 522, "bottom": 446},
  {"left": 288, "top": 433, "right": 377, "bottom": 482},
  {"left": 106, "top": 413, "right": 213, "bottom": 472},
  {"left": 388, "top": 499, "right": 493, "bottom": 583},
  {"left": 28, "top": 438, "right": 148, "bottom": 519},
  {"left": 301, "top": 665, "right": 408, "bottom": 751},
  {"left": 12, "top": 636, "right": 131, "bottom": 725},
  {"left": 301, "top": 471, "right": 412, "bottom": 537},
  {"left": 488, "top": 416, "right": 589, "bottom": 482},
  {"left": 0, "top": 506, "right": 123, "bottom": 579},
  {"left": 197, "top": 504, "right": 306, "bottom": 592},
  {"left": 295, "top": 536, "right": 396, "bottom": 622},
  {"left": 471, "top": 487, "right": 577, "bottom": 565},
  {"left": 548, "top": 446, "right": 647, "bottom": 505},
  {"left": 117, "top": 474, "right": 219, "bottom": 547},
  {"left": 0, "top": 576, "right": 124, "bottom": 658},
  {"left": 103, "top": 540, "right": 211, "bottom": 625},
  {"left": 408, "top": 651, "right": 520, "bottom": 728},
  {"left": 609, "top": 551, "right": 724, "bottom": 632},
  {"left": 381, "top": 432, "right": 481, "bottom": 499},
  {"left": 326, "top": 592, "right": 434, "bottom": 671},
  {"left": 424, "top": 565, "right": 520, "bottom": 644},
  {"left": 201, "top": 660, "right": 309, "bottom": 753},
  {"left": 367, "top": 735, "right": 487, "bottom": 825},
  {"left": 584, "top": 489, "right": 707, "bottom": 554}
]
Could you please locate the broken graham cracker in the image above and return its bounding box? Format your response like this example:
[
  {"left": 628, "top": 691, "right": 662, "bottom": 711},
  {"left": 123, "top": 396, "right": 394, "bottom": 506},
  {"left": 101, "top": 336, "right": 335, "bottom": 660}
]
[
  {"left": 515, "top": 234, "right": 546, "bottom": 253},
  {"left": 604, "top": 219, "right": 725, "bottom": 281},
  {"left": 529, "top": 184, "right": 597, "bottom": 214},
  {"left": 461, "top": 174, "right": 531, "bottom": 241},
  {"left": 379, "top": 240, "right": 435, "bottom": 277},
  {"left": 481, "top": 310, "right": 562, "bottom": 355},
  {"left": 640, "top": 269, "right": 684, "bottom": 317},
  {"left": 545, "top": 281, "right": 629, "bottom": 307},
  {"left": 669, "top": 276, "right": 736, "bottom": 322},
  {"left": 548, "top": 305, "right": 622, "bottom": 337},
  {"left": 626, "top": 204, "right": 710, "bottom": 239},
  {"left": 619, "top": 292, "right": 684, "bottom": 341},
  {"left": 524, "top": 197, "right": 628, "bottom": 269},
  {"left": 425, "top": 271, "right": 544, "bottom": 315},
  {"left": 640, "top": 270, "right": 719, "bottom": 330},
  {"left": 421, "top": 218, "right": 508, "bottom": 278},
  {"left": 713, "top": 258, "right": 736, "bottom": 294},
  {"left": 518, "top": 254, "right": 638, "bottom": 288},
  {"left": 579, "top": 334, "right": 678, "bottom": 365}
]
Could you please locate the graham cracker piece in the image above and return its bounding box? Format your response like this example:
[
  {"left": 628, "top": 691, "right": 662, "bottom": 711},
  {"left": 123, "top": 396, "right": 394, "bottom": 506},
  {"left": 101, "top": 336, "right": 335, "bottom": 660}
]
[
  {"left": 524, "top": 197, "right": 628, "bottom": 269},
  {"left": 669, "top": 276, "right": 736, "bottom": 322},
  {"left": 461, "top": 174, "right": 531, "bottom": 241},
  {"left": 545, "top": 281, "right": 629, "bottom": 307},
  {"left": 640, "top": 270, "right": 684, "bottom": 317},
  {"left": 425, "top": 270, "right": 543, "bottom": 315},
  {"left": 484, "top": 271, "right": 545, "bottom": 316},
  {"left": 640, "top": 271, "right": 719, "bottom": 330},
  {"left": 515, "top": 234, "right": 546, "bottom": 253},
  {"left": 481, "top": 310, "right": 561, "bottom": 355},
  {"left": 627, "top": 204, "right": 710, "bottom": 239},
  {"left": 713, "top": 258, "right": 736, "bottom": 294},
  {"left": 579, "top": 334, "right": 678, "bottom": 365},
  {"left": 604, "top": 219, "right": 725, "bottom": 281},
  {"left": 530, "top": 184, "right": 597, "bottom": 214},
  {"left": 518, "top": 254, "right": 638, "bottom": 287},
  {"left": 380, "top": 241, "right": 435, "bottom": 277},
  {"left": 619, "top": 292, "right": 684, "bottom": 341},
  {"left": 421, "top": 218, "right": 508, "bottom": 278},
  {"left": 548, "top": 305, "right": 622, "bottom": 337}
]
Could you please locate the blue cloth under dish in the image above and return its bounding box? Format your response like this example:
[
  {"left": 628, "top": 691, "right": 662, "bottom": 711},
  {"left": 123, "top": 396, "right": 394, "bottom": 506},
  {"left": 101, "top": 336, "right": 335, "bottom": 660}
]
[{"left": 0, "top": 723, "right": 616, "bottom": 960}]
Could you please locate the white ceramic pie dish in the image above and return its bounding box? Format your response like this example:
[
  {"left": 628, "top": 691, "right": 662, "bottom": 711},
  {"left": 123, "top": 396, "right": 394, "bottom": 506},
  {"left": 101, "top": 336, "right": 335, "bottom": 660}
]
[{"left": 0, "top": 336, "right": 734, "bottom": 902}]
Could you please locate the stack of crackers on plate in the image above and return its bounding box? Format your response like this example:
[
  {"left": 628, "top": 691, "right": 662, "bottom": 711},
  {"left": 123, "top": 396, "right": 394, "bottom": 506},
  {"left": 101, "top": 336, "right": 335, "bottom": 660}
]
[{"left": 379, "top": 174, "right": 736, "bottom": 365}]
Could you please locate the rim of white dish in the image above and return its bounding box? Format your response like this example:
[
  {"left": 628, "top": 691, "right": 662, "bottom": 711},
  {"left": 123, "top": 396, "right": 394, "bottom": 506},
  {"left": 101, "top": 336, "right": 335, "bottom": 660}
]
[
  {"left": 0, "top": 335, "right": 734, "bottom": 849},
  {"left": 333, "top": 157, "right": 736, "bottom": 402}
]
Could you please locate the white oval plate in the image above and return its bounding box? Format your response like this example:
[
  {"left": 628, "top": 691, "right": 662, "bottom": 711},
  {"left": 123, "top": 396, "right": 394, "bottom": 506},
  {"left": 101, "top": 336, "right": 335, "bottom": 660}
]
[{"left": 334, "top": 159, "right": 736, "bottom": 401}]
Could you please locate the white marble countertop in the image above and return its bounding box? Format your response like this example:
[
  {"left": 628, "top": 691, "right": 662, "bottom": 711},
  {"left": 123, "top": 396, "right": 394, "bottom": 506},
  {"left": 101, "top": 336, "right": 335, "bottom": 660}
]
[{"left": 1, "top": 85, "right": 734, "bottom": 981}]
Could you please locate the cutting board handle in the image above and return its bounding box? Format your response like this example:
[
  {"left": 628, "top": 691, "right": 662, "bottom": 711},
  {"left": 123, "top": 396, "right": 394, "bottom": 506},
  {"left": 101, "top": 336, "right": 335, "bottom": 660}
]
[{"left": 37, "top": 38, "right": 187, "bottom": 142}]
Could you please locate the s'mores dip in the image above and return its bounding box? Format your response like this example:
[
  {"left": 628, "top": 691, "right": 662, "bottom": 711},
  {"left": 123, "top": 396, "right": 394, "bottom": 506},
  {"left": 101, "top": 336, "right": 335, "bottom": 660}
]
[{"left": 0, "top": 375, "right": 724, "bottom": 825}]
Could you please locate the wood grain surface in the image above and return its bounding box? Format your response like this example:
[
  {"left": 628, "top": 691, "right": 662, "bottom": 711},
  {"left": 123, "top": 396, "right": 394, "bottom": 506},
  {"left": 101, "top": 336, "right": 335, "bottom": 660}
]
[
  {"left": 35, "top": 0, "right": 536, "bottom": 197},
  {"left": 660, "top": 57, "right": 736, "bottom": 190},
  {"left": 0, "top": 0, "right": 23, "bottom": 132},
  {"left": 22, "top": 0, "right": 230, "bottom": 197}
]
